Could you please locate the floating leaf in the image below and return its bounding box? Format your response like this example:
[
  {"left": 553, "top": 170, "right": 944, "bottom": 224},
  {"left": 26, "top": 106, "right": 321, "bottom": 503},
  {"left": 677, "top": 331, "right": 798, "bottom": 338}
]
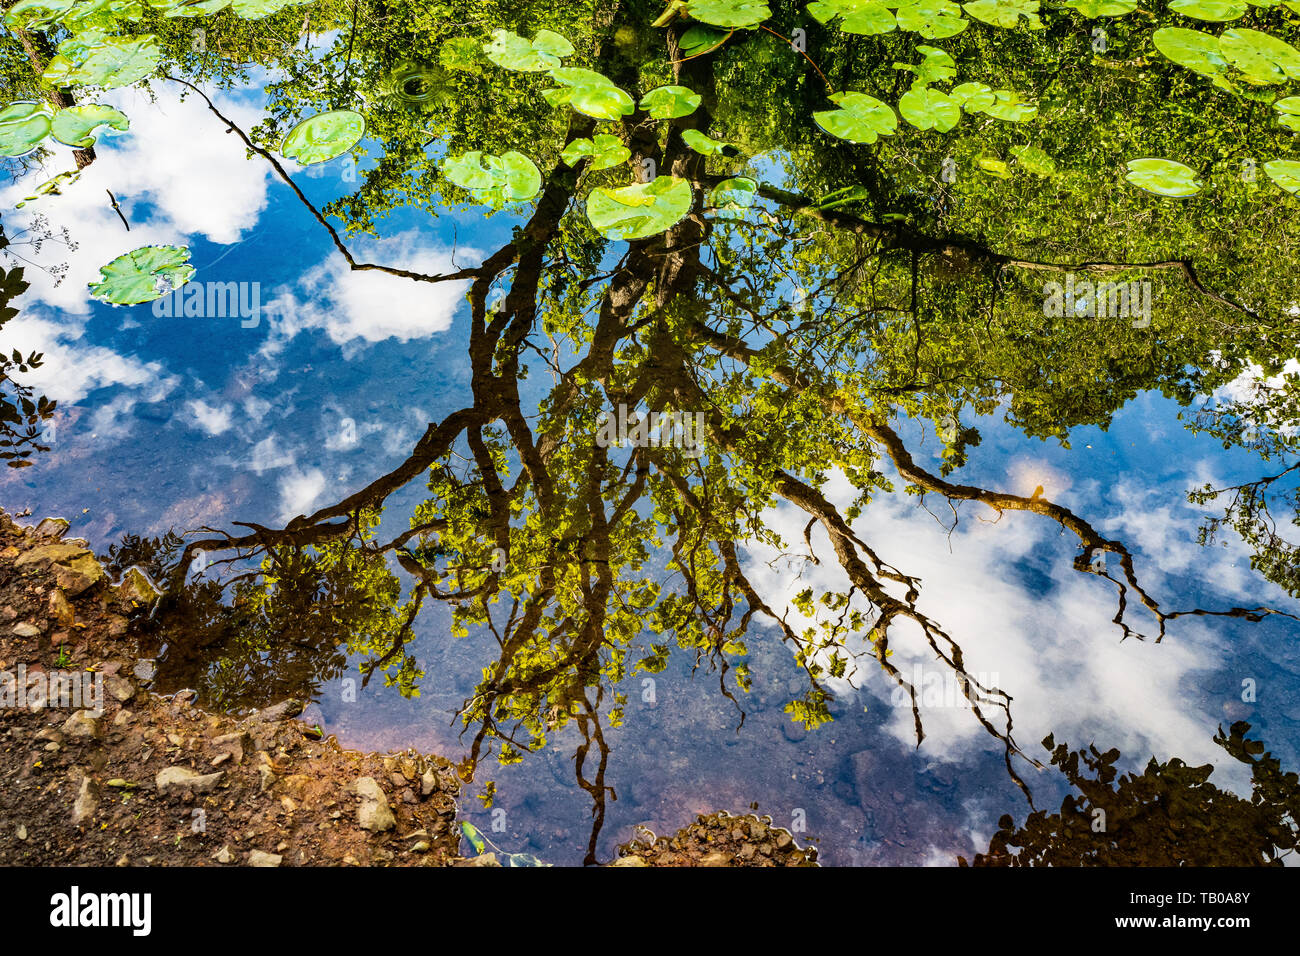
[
  {"left": 1063, "top": 0, "right": 1136, "bottom": 15},
  {"left": 682, "top": 129, "right": 732, "bottom": 155},
  {"left": 43, "top": 31, "right": 161, "bottom": 89},
  {"left": 16, "top": 170, "right": 81, "bottom": 208},
  {"left": 1153, "top": 27, "right": 1235, "bottom": 90},
  {"left": 950, "top": 81, "right": 995, "bottom": 110},
  {"left": 88, "top": 244, "right": 194, "bottom": 305},
  {"left": 561, "top": 133, "right": 630, "bottom": 170},
  {"left": 542, "top": 68, "right": 635, "bottom": 120},
  {"left": 281, "top": 110, "right": 365, "bottom": 165},
  {"left": 1124, "top": 157, "right": 1203, "bottom": 197},
  {"left": 50, "top": 104, "right": 129, "bottom": 147},
  {"left": 227, "top": 0, "right": 308, "bottom": 18},
  {"left": 679, "top": 24, "right": 732, "bottom": 56},
  {"left": 1010, "top": 143, "right": 1057, "bottom": 175},
  {"left": 1275, "top": 95, "right": 1300, "bottom": 131},
  {"left": 62, "top": 0, "right": 145, "bottom": 30},
  {"left": 483, "top": 28, "right": 574, "bottom": 72},
  {"left": 3, "top": 0, "right": 74, "bottom": 28},
  {"left": 442, "top": 150, "right": 542, "bottom": 205},
  {"left": 639, "top": 85, "right": 702, "bottom": 119},
  {"left": 1167, "top": 0, "right": 1247, "bottom": 19},
  {"left": 899, "top": 86, "right": 961, "bottom": 131},
  {"left": 163, "top": 0, "right": 230, "bottom": 18},
  {"left": 807, "top": 0, "right": 898, "bottom": 35},
  {"left": 893, "top": 45, "right": 956, "bottom": 86},
  {"left": 1220, "top": 28, "right": 1300, "bottom": 85},
  {"left": 813, "top": 91, "right": 898, "bottom": 143},
  {"left": 978, "top": 156, "right": 1011, "bottom": 177},
  {"left": 895, "top": 0, "right": 969, "bottom": 39},
  {"left": 709, "top": 176, "right": 758, "bottom": 217},
  {"left": 684, "top": 0, "right": 771, "bottom": 28},
  {"left": 1264, "top": 158, "right": 1300, "bottom": 192},
  {"left": 586, "top": 176, "right": 694, "bottom": 241},
  {"left": 460, "top": 821, "right": 487, "bottom": 855},
  {"left": 963, "top": 0, "right": 1043, "bottom": 29},
  {"left": 0, "top": 102, "right": 53, "bottom": 158},
  {"left": 977, "top": 89, "right": 1037, "bottom": 122}
]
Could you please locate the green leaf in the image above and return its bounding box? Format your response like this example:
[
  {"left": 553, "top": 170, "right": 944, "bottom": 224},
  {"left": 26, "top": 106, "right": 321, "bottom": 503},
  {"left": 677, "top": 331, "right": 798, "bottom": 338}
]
[
  {"left": 683, "top": 0, "right": 771, "bottom": 28},
  {"left": 16, "top": 170, "right": 81, "bottom": 208},
  {"left": 0, "top": 102, "right": 53, "bottom": 158},
  {"left": 50, "top": 104, "right": 129, "bottom": 148},
  {"left": 3, "top": 0, "right": 74, "bottom": 29},
  {"left": 88, "top": 244, "right": 195, "bottom": 305},
  {"left": 977, "top": 89, "right": 1037, "bottom": 122},
  {"left": 62, "top": 0, "right": 145, "bottom": 30},
  {"left": 1167, "top": 0, "right": 1247, "bottom": 19},
  {"left": 893, "top": 46, "right": 956, "bottom": 86},
  {"left": 1274, "top": 95, "right": 1300, "bottom": 131},
  {"left": 950, "top": 81, "right": 996, "bottom": 110},
  {"left": 899, "top": 86, "right": 961, "bottom": 131},
  {"left": 962, "top": 0, "right": 1043, "bottom": 29},
  {"left": 1063, "top": 0, "right": 1136, "bottom": 15},
  {"left": 977, "top": 156, "right": 1011, "bottom": 177},
  {"left": 895, "top": 0, "right": 969, "bottom": 39},
  {"left": 281, "top": 110, "right": 365, "bottom": 166},
  {"left": 681, "top": 128, "right": 732, "bottom": 155},
  {"left": 807, "top": 0, "right": 898, "bottom": 35},
  {"left": 560, "top": 134, "right": 630, "bottom": 170},
  {"left": 442, "top": 150, "right": 542, "bottom": 206},
  {"left": 483, "top": 28, "right": 574, "bottom": 72},
  {"left": 679, "top": 24, "right": 732, "bottom": 56},
  {"left": 709, "top": 176, "right": 758, "bottom": 218},
  {"left": 227, "top": 0, "right": 310, "bottom": 17},
  {"left": 586, "top": 176, "right": 694, "bottom": 241},
  {"left": 1263, "top": 158, "right": 1300, "bottom": 193},
  {"left": 1124, "top": 157, "right": 1203, "bottom": 197},
  {"left": 639, "top": 85, "right": 702, "bottom": 119},
  {"left": 542, "top": 68, "right": 635, "bottom": 121},
  {"left": 42, "top": 31, "right": 161, "bottom": 89},
  {"left": 813, "top": 91, "right": 898, "bottom": 143},
  {"left": 1010, "top": 143, "right": 1057, "bottom": 176},
  {"left": 1219, "top": 28, "right": 1300, "bottom": 85},
  {"left": 1153, "top": 27, "right": 1235, "bottom": 90},
  {"left": 460, "top": 821, "right": 487, "bottom": 855},
  {"left": 163, "top": 0, "right": 230, "bottom": 18}
]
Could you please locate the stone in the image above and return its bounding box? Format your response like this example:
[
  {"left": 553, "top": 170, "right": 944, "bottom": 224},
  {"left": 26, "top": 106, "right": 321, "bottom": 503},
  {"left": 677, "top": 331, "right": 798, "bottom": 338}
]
[
  {"left": 213, "top": 845, "right": 234, "bottom": 864},
  {"left": 61, "top": 710, "right": 101, "bottom": 739},
  {"left": 420, "top": 768, "right": 438, "bottom": 797},
  {"left": 410, "top": 841, "right": 430, "bottom": 853},
  {"left": 34, "top": 518, "right": 70, "bottom": 540},
  {"left": 250, "top": 699, "right": 304, "bottom": 722},
  {"left": 132, "top": 659, "right": 156, "bottom": 682},
  {"left": 455, "top": 852, "right": 501, "bottom": 867},
  {"left": 104, "top": 676, "right": 134, "bottom": 702},
  {"left": 355, "top": 776, "right": 395, "bottom": 832},
  {"left": 12, "top": 623, "right": 41, "bottom": 638},
  {"left": 53, "top": 555, "right": 105, "bottom": 597},
  {"left": 248, "top": 850, "right": 282, "bottom": 867},
  {"left": 71, "top": 777, "right": 99, "bottom": 825},
  {"left": 698, "top": 850, "right": 732, "bottom": 866},
  {"left": 608, "top": 855, "right": 648, "bottom": 867},
  {"left": 155, "top": 766, "right": 225, "bottom": 796},
  {"left": 16, "top": 824, "right": 27, "bottom": 841},
  {"left": 48, "top": 589, "right": 74, "bottom": 626},
  {"left": 116, "top": 566, "right": 161, "bottom": 606},
  {"left": 106, "top": 615, "right": 129, "bottom": 637},
  {"left": 14, "top": 542, "right": 89, "bottom": 571}
]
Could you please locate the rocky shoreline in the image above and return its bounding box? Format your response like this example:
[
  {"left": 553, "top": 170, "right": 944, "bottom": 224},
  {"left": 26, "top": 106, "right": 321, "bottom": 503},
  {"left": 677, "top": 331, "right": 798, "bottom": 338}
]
[{"left": 0, "top": 508, "right": 817, "bottom": 867}]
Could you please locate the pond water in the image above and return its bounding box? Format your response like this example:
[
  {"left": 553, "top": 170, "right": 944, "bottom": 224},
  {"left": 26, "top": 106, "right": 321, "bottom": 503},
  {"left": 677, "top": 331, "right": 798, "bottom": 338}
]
[{"left": 3, "top": 0, "right": 1300, "bottom": 865}]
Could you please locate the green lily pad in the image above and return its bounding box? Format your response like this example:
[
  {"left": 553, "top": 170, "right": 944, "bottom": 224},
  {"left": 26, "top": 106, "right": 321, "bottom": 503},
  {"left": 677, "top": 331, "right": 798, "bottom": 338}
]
[
  {"left": 15, "top": 170, "right": 81, "bottom": 208},
  {"left": 679, "top": 24, "right": 732, "bottom": 56},
  {"left": 43, "top": 31, "right": 161, "bottom": 89},
  {"left": 950, "top": 81, "right": 996, "bottom": 111},
  {"left": 895, "top": 0, "right": 969, "bottom": 39},
  {"left": 88, "top": 244, "right": 195, "bottom": 305},
  {"left": 1263, "top": 158, "right": 1300, "bottom": 192},
  {"left": 227, "top": 0, "right": 307, "bottom": 17},
  {"left": 62, "top": 0, "right": 145, "bottom": 30},
  {"left": 3, "top": 0, "right": 74, "bottom": 28},
  {"left": 1152, "top": 27, "right": 1235, "bottom": 90},
  {"left": 0, "top": 102, "right": 53, "bottom": 158},
  {"left": 682, "top": 129, "right": 732, "bottom": 155},
  {"left": 807, "top": 0, "right": 898, "bottom": 34},
  {"left": 440, "top": 37, "right": 482, "bottom": 73},
  {"left": 1167, "top": 0, "right": 1247, "bottom": 19},
  {"left": 164, "top": 0, "right": 230, "bottom": 18},
  {"left": 639, "top": 85, "right": 702, "bottom": 119},
  {"left": 813, "top": 91, "right": 898, "bottom": 143},
  {"left": 1124, "top": 158, "right": 1203, "bottom": 197},
  {"left": 684, "top": 0, "right": 771, "bottom": 28},
  {"left": 561, "top": 134, "right": 631, "bottom": 170},
  {"left": 978, "top": 156, "right": 1011, "bottom": 177},
  {"left": 586, "top": 176, "right": 694, "bottom": 241},
  {"left": 50, "top": 104, "right": 129, "bottom": 147},
  {"left": 709, "top": 176, "right": 758, "bottom": 217},
  {"left": 281, "top": 110, "right": 365, "bottom": 165},
  {"left": 1274, "top": 96, "right": 1300, "bottom": 131},
  {"left": 442, "top": 150, "right": 542, "bottom": 206},
  {"left": 1219, "top": 28, "right": 1300, "bottom": 85},
  {"left": 899, "top": 86, "right": 961, "bottom": 131},
  {"left": 1063, "top": 0, "right": 1136, "bottom": 15},
  {"left": 977, "top": 89, "right": 1037, "bottom": 122},
  {"left": 483, "top": 28, "right": 574, "bottom": 72},
  {"left": 963, "top": 0, "right": 1043, "bottom": 29},
  {"left": 1010, "top": 143, "right": 1057, "bottom": 175},
  {"left": 542, "top": 68, "right": 635, "bottom": 121},
  {"left": 893, "top": 45, "right": 956, "bottom": 86}
]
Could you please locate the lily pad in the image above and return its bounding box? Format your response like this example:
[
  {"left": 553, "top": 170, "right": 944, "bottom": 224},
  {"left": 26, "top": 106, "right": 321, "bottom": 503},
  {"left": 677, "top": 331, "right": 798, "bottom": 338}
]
[
  {"left": 893, "top": 46, "right": 956, "bottom": 86},
  {"left": 1219, "top": 28, "right": 1300, "bottom": 85},
  {"left": 50, "top": 104, "right": 129, "bottom": 147},
  {"left": 813, "top": 91, "right": 898, "bottom": 143},
  {"left": 895, "top": 0, "right": 969, "bottom": 39},
  {"left": 483, "top": 29, "right": 574, "bottom": 72},
  {"left": 1274, "top": 95, "right": 1300, "bottom": 131},
  {"left": 163, "top": 0, "right": 230, "bottom": 18},
  {"left": 1263, "top": 158, "right": 1300, "bottom": 192},
  {"left": 1063, "top": 0, "right": 1136, "bottom": 14},
  {"left": 709, "top": 176, "right": 758, "bottom": 218},
  {"left": 281, "top": 110, "right": 365, "bottom": 166},
  {"left": 807, "top": 0, "right": 898, "bottom": 34},
  {"left": 640, "top": 85, "right": 702, "bottom": 119},
  {"left": 42, "top": 31, "right": 161, "bottom": 89},
  {"left": 963, "top": 0, "right": 1043, "bottom": 29},
  {"left": 1010, "top": 143, "right": 1057, "bottom": 176},
  {"left": 899, "top": 86, "right": 961, "bottom": 131},
  {"left": 62, "top": 0, "right": 145, "bottom": 30},
  {"left": 1124, "top": 157, "right": 1203, "bottom": 197},
  {"left": 586, "top": 176, "right": 694, "bottom": 241},
  {"left": 978, "top": 89, "right": 1037, "bottom": 122},
  {"left": 3, "top": 0, "right": 74, "bottom": 28},
  {"left": 15, "top": 170, "right": 81, "bottom": 208},
  {"left": 682, "top": 129, "right": 733, "bottom": 155},
  {"left": 1167, "top": 0, "right": 1247, "bottom": 19},
  {"left": 542, "top": 68, "right": 635, "bottom": 121},
  {"left": 683, "top": 0, "right": 771, "bottom": 28},
  {"left": 227, "top": 0, "right": 307, "bottom": 17},
  {"left": 1153, "top": 27, "right": 1235, "bottom": 90},
  {"left": 679, "top": 25, "right": 732, "bottom": 56},
  {"left": 950, "top": 81, "right": 996, "bottom": 111},
  {"left": 560, "top": 134, "right": 631, "bottom": 170},
  {"left": 442, "top": 150, "right": 542, "bottom": 206},
  {"left": 978, "top": 157, "right": 1011, "bottom": 177},
  {"left": 88, "top": 244, "right": 195, "bottom": 305},
  {"left": 0, "top": 102, "right": 53, "bottom": 158}
]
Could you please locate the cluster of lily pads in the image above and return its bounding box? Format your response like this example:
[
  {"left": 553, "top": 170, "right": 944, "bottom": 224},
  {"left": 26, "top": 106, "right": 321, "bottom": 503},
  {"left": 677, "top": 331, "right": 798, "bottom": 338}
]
[
  {"left": 1124, "top": 156, "right": 1300, "bottom": 196},
  {"left": 0, "top": 100, "right": 129, "bottom": 157},
  {"left": 4, "top": 0, "right": 313, "bottom": 30}
]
